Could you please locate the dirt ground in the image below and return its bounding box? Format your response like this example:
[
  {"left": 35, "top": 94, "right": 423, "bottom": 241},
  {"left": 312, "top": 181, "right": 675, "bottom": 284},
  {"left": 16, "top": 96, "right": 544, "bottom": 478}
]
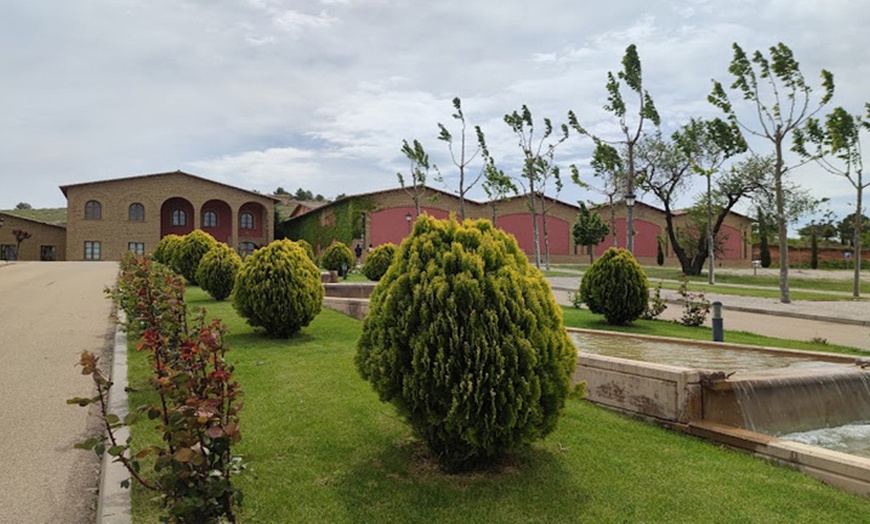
[{"left": 0, "top": 262, "right": 118, "bottom": 523}]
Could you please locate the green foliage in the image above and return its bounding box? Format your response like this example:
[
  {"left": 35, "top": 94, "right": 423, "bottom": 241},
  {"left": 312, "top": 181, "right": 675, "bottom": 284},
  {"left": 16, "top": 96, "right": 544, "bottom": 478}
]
[
  {"left": 151, "top": 234, "right": 183, "bottom": 267},
  {"left": 656, "top": 237, "right": 665, "bottom": 266},
  {"left": 320, "top": 241, "right": 355, "bottom": 272},
  {"left": 232, "top": 239, "right": 323, "bottom": 338},
  {"left": 295, "top": 238, "right": 316, "bottom": 262},
  {"left": 572, "top": 203, "right": 609, "bottom": 263},
  {"left": 278, "top": 197, "right": 374, "bottom": 251},
  {"left": 642, "top": 281, "right": 667, "bottom": 320},
  {"left": 677, "top": 277, "right": 711, "bottom": 327},
  {"left": 173, "top": 230, "right": 218, "bottom": 285},
  {"left": 579, "top": 247, "right": 649, "bottom": 325},
  {"left": 361, "top": 243, "right": 396, "bottom": 281},
  {"left": 810, "top": 233, "right": 819, "bottom": 269},
  {"left": 758, "top": 210, "right": 772, "bottom": 268},
  {"left": 356, "top": 215, "right": 576, "bottom": 471},
  {"left": 196, "top": 243, "right": 243, "bottom": 301},
  {"left": 74, "top": 255, "right": 244, "bottom": 523}
]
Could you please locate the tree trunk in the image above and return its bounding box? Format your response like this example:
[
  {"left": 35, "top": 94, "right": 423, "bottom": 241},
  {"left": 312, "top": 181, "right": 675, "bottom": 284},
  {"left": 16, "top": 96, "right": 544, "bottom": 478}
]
[
  {"left": 528, "top": 176, "right": 541, "bottom": 268},
  {"left": 855, "top": 174, "right": 863, "bottom": 297},
  {"left": 626, "top": 143, "right": 635, "bottom": 254},
  {"left": 775, "top": 137, "right": 791, "bottom": 303},
  {"left": 542, "top": 207, "right": 551, "bottom": 270}
]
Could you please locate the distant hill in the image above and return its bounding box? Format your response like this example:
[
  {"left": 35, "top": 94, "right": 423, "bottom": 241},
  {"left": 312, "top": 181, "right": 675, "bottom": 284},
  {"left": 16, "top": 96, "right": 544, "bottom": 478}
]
[{"left": 1, "top": 208, "right": 67, "bottom": 225}]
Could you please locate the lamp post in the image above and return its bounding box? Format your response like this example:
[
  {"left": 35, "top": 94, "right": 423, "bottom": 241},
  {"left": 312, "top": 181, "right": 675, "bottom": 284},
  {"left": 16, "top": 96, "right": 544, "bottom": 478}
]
[
  {"left": 624, "top": 193, "right": 636, "bottom": 254},
  {"left": 405, "top": 212, "right": 412, "bottom": 234}
]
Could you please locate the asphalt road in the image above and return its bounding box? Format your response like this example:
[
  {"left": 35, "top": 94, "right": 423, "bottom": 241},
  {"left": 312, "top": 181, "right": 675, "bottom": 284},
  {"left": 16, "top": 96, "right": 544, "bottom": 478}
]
[{"left": 0, "top": 262, "right": 118, "bottom": 523}]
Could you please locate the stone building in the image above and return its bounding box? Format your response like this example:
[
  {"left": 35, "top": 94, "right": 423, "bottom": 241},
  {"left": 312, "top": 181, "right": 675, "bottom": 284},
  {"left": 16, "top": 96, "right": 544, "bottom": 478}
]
[
  {"left": 0, "top": 212, "right": 67, "bottom": 261},
  {"left": 60, "top": 171, "right": 278, "bottom": 261}
]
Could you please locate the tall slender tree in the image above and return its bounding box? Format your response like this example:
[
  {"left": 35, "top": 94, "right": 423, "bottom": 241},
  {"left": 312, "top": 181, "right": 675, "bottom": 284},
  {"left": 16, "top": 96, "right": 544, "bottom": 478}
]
[
  {"left": 435, "top": 97, "right": 489, "bottom": 220},
  {"left": 793, "top": 106, "right": 868, "bottom": 296},
  {"left": 569, "top": 43, "right": 660, "bottom": 254},
  {"left": 709, "top": 42, "right": 834, "bottom": 303},
  {"left": 397, "top": 139, "right": 436, "bottom": 217},
  {"left": 504, "top": 105, "right": 569, "bottom": 268}
]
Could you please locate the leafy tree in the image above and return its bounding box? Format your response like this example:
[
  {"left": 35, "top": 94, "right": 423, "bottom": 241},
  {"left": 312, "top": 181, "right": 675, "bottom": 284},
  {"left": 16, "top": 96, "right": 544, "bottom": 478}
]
[
  {"left": 293, "top": 188, "right": 314, "bottom": 200},
  {"left": 14, "top": 202, "right": 31, "bottom": 210},
  {"left": 837, "top": 212, "right": 870, "bottom": 246},
  {"left": 794, "top": 106, "right": 868, "bottom": 296},
  {"left": 637, "top": 132, "right": 767, "bottom": 275},
  {"left": 173, "top": 230, "right": 218, "bottom": 285},
  {"left": 572, "top": 203, "right": 609, "bottom": 263},
  {"left": 480, "top": 157, "right": 518, "bottom": 225},
  {"left": 504, "top": 105, "right": 569, "bottom": 268},
  {"left": 435, "top": 97, "right": 489, "bottom": 220},
  {"left": 673, "top": 118, "right": 747, "bottom": 284},
  {"left": 570, "top": 43, "right": 661, "bottom": 254},
  {"left": 656, "top": 237, "right": 665, "bottom": 266},
  {"left": 397, "top": 139, "right": 435, "bottom": 216},
  {"left": 12, "top": 229, "right": 32, "bottom": 256},
  {"left": 275, "top": 187, "right": 290, "bottom": 195},
  {"left": 709, "top": 42, "right": 834, "bottom": 303},
  {"left": 571, "top": 145, "right": 626, "bottom": 248}
]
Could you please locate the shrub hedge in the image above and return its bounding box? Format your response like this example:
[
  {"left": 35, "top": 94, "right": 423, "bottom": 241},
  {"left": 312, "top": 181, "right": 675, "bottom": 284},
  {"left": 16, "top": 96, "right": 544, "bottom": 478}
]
[
  {"left": 320, "top": 242, "right": 355, "bottom": 272},
  {"left": 579, "top": 247, "right": 648, "bottom": 325},
  {"left": 232, "top": 239, "right": 323, "bottom": 337},
  {"left": 361, "top": 243, "right": 397, "bottom": 281},
  {"left": 172, "top": 230, "right": 218, "bottom": 285},
  {"left": 356, "top": 216, "right": 576, "bottom": 470},
  {"left": 196, "top": 243, "right": 243, "bottom": 301}
]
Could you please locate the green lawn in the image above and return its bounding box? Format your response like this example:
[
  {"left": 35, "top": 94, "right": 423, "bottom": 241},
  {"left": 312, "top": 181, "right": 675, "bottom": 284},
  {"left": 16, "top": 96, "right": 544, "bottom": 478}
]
[
  {"left": 126, "top": 288, "right": 870, "bottom": 522},
  {"left": 556, "top": 264, "right": 870, "bottom": 295},
  {"left": 561, "top": 306, "right": 866, "bottom": 356}
]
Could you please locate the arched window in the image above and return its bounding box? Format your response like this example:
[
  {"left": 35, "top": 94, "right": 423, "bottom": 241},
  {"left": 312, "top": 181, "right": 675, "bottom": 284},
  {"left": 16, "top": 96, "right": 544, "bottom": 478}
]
[
  {"left": 171, "top": 209, "right": 187, "bottom": 227},
  {"left": 240, "top": 211, "right": 254, "bottom": 229},
  {"left": 85, "top": 200, "right": 101, "bottom": 220},
  {"left": 129, "top": 203, "right": 145, "bottom": 222},
  {"left": 202, "top": 210, "right": 218, "bottom": 228},
  {"left": 239, "top": 242, "right": 256, "bottom": 258}
]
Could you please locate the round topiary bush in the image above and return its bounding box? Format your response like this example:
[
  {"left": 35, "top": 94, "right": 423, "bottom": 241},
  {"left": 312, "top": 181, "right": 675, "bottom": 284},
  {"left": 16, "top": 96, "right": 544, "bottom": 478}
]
[
  {"left": 320, "top": 242, "right": 354, "bottom": 272},
  {"left": 172, "top": 230, "right": 218, "bottom": 285},
  {"left": 356, "top": 215, "right": 576, "bottom": 471},
  {"left": 151, "top": 234, "right": 183, "bottom": 267},
  {"left": 294, "top": 238, "right": 316, "bottom": 262},
  {"left": 232, "top": 239, "right": 323, "bottom": 338},
  {"left": 579, "top": 247, "right": 649, "bottom": 325},
  {"left": 196, "top": 243, "right": 243, "bottom": 301},
  {"left": 361, "top": 243, "right": 396, "bottom": 281}
]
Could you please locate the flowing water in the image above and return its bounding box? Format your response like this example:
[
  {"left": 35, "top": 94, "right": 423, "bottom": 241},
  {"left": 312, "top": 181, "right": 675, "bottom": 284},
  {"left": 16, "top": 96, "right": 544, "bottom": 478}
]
[
  {"left": 570, "top": 330, "right": 870, "bottom": 458},
  {"left": 570, "top": 331, "right": 845, "bottom": 374}
]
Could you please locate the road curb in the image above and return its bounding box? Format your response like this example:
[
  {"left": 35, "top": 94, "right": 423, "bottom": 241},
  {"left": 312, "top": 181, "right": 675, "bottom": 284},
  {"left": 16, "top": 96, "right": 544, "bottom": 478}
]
[{"left": 97, "top": 313, "right": 132, "bottom": 524}]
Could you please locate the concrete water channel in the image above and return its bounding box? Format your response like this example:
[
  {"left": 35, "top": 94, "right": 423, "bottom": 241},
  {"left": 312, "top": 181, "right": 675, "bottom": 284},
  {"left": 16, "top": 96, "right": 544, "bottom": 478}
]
[{"left": 570, "top": 328, "right": 870, "bottom": 497}]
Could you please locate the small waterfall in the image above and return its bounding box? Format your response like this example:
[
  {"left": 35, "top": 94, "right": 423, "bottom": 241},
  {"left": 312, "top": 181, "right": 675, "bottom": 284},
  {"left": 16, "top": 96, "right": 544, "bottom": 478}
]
[{"left": 730, "top": 368, "right": 870, "bottom": 435}]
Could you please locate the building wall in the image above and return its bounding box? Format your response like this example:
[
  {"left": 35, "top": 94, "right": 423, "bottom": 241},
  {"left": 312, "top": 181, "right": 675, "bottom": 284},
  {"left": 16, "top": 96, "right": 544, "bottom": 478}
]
[
  {"left": 64, "top": 172, "right": 275, "bottom": 261},
  {"left": 283, "top": 186, "right": 754, "bottom": 263},
  {"left": 0, "top": 213, "right": 67, "bottom": 261}
]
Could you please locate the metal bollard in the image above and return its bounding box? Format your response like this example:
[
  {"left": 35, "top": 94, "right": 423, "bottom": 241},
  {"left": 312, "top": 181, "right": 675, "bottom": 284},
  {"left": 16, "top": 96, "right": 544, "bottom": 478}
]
[{"left": 712, "top": 301, "right": 724, "bottom": 342}]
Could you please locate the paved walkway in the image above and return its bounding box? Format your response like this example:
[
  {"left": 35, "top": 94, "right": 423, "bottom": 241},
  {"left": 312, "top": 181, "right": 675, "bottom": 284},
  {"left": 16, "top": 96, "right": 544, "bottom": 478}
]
[
  {"left": 548, "top": 275, "right": 870, "bottom": 351},
  {"left": 0, "top": 262, "right": 118, "bottom": 523}
]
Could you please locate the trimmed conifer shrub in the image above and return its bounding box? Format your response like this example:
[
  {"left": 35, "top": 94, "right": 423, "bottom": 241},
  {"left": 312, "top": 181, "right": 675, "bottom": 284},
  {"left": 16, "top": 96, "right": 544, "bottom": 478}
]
[
  {"left": 151, "top": 234, "right": 183, "bottom": 267},
  {"left": 356, "top": 215, "right": 576, "bottom": 471},
  {"left": 172, "top": 230, "right": 218, "bottom": 285},
  {"left": 579, "top": 247, "right": 649, "bottom": 325},
  {"left": 361, "top": 243, "right": 396, "bottom": 281},
  {"left": 196, "top": 243, "right": 243, "bottom": 301},
  {"left": 295, "top": 238, "right": 316, "bottom": 262},
  {"left": 320, "top": 241, "right": 355, "bottom": 272},
  {"left": 232, "top": 239, "right": 323, "bottom": 338}
]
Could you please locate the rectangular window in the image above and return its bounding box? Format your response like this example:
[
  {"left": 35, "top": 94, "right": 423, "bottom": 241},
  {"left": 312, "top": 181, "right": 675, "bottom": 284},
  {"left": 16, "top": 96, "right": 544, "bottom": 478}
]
[
  {"left": 1, "top": 244, "right": 16, "bottom": 261},
  {"left": 40, "top": 245, "right": 56, "bottom": 261},
  {"left": 128, "top": 242, "right": 145, "bottom": 256},
  {"left": 84, "top": 241, "right": 101, "bottom": 261}
]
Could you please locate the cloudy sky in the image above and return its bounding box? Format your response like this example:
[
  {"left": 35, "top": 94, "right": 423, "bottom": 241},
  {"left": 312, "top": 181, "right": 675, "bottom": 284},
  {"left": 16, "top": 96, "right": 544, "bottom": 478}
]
[{"left": 2, "top": 1, "right": 868, "bottom": 227}]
